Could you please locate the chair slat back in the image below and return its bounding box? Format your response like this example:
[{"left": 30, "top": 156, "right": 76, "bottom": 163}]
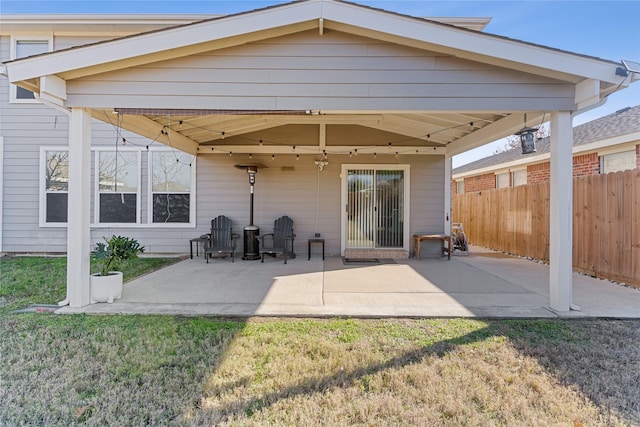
[
  {"left": 273, "top": 215, "right": 294, "bottom": 247},
  {"left": 210, "top": 215, "right": 233, "bottom": 249}
]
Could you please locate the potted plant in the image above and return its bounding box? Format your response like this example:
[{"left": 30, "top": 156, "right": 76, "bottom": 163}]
[{"left": 90, "top": 235, "right": 145, "bottom": 303}]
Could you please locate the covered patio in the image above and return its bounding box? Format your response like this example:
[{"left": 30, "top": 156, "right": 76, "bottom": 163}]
[
  {"left": 4, "top": 0, "right": 637, "bottom": 313},
  {"left": 58, "top": 247, "right": 640, "bottom": 318}
]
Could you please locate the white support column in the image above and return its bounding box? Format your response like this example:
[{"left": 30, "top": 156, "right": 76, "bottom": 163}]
[
  {"left": 66, "top": 108, "right": 92, "bottom": 307},
  {"left": 549, "top": 111, "right": 573, "bottom": 311},
  {"left": 443, "top": 155, "right": 452, "bottom": 235}
]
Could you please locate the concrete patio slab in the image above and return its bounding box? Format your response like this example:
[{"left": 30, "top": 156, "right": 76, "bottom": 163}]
[{"left": 57, "top": 247, "right": 640, "bottom": 318}]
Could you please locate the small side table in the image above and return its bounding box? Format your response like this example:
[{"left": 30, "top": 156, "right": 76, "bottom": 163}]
[
  {"left": 308, "top": 238, "right": 325, "bottom": 260},
  {"left": 190, "top": 235, "right": 209, "bottom": 259}
]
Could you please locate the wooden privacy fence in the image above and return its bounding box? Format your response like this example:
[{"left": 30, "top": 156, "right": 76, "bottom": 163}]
[{"left": 453, "top": 169, "right": 639, "bottom": 287}]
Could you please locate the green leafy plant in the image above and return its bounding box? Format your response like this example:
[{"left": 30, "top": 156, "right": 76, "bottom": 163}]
[{"left": 92, "top": 235, "right": 145, "bottom": 276}]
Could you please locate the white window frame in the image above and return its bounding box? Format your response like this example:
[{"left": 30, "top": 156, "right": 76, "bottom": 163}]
[
  {"left": 599, "top": 149, "right": 635, "bottom": 174},
  {"left": 511, "top": 169, "right": 527, "bottom": 187},
  {"left": 39, "top": 146, "right": 69, "bottom": 227},
  {"left": 10, "top": 35, "right": 53, "bottom": 104},
  {"left": 496, "top": 171, "right": 510, "bottom": 188},
  {"left": 147, "top": 148, "right": 196, "bottom": 227},
  {"left": 93, "top": 147, "right": 142, "bottom": 226}
]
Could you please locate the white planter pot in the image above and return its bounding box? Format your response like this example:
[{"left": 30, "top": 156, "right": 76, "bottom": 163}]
[{"left": 90, "top": 271, "right": 123, "bottom": 304}]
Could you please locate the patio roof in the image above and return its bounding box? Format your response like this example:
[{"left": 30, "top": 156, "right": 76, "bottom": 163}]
[{"left": 2, "top": 0, "right": 635, "bottom": 158}]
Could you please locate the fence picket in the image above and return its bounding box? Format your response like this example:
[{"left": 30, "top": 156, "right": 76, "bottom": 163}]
[{"left": 452, "top": 169, "right": 638, "bottom": 287}]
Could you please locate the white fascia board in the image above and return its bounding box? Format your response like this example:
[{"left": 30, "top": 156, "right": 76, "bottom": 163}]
[
  {"left": 6, "top": 1, "right": 322, "bottom": 83},
  {"left": 576, "top": 131, "right": 640, "bottom": 155},
  {"left": 321, "top": 1, "right": 623, "bottom": 85},
  {"left": 446, "top": 112, "right": 545, "bottom": 157}
]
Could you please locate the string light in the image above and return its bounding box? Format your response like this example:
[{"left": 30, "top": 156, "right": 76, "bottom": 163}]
[
  {"left": 249, "top": 153, "right": 253, "bottom": 159},
  {"left": 272, "top": 154, "right": 275, "bottom": 160},
  {"left": 296, "top": 154, "right": 299, "bottom": 160}
]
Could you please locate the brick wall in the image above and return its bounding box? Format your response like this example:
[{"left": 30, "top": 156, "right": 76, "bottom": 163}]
[
  {"left": 527, "top": 162, "right": 550, "bottom": 183},
  {"left": 573, "top": 152, "right": 600, "bottom": 177},
  {"left": 463, "top": 172, "right": 495, "bottom": 192},
  {"left": 526, "top": 153, "right": 600, "bottom": 183},
  {"left": 458, "top": 144, "right": 639, "bottom": 191}
]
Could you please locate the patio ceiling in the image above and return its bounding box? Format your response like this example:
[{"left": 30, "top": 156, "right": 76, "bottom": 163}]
[{"left": 96, "top": 108, "right": 526, "bottom": 157}]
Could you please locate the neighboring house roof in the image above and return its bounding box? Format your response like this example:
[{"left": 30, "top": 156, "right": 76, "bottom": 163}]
[{"left": 453, "top": 105, "right": 640, "bottom": 177}]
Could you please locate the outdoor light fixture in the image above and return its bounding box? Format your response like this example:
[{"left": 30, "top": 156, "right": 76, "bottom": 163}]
[
  {"left": 234, "top": 164, "right": 266, "bottom": 260},
  {"left": 515, "top": 114, "right": 538, "bottom": 155}
]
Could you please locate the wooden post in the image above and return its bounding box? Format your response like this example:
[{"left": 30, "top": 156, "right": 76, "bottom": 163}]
[
  {"left": 444, "top": 156, "right": 452, "bottom": 235},
  {"left": 549, "top": 111, "right": 573, "bottom": 311},
  {"left": 66, "top": 108, "right": 92, "bottom": 307}
]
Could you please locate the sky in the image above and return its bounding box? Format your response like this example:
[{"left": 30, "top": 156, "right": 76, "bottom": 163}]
[{"left": 2, "top": 0, "right": 639, "bottom": 167}]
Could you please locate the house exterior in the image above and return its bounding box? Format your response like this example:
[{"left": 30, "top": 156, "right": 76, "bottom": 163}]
[
  {"left": 2, "top": 0, "right": 637, "bottom": 310},
  {"left": 453, "top": 105, "right": 640, "bottom": 193}
]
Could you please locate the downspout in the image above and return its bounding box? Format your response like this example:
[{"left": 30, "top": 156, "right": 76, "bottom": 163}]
[{"left": 33, "top": 94, "right": 73, "bottom": 307}]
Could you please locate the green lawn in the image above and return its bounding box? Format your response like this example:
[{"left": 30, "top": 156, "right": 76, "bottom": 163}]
[{"left": 1, "top": 257, "right": 639, "bottom": 426}]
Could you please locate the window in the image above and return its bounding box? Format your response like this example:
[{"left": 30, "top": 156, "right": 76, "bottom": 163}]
[
  {"left": 96, "top": 150, "right": 140, "bottom": 224},
  {"left": 496, "top": 172, "right": 510, "bottom": 188},
  {"left": 42, "top": 149, "right": 69, "bottom": 225},
  {"left": 150, "top": 151, "right": 194, "bottom": 224},
  {"left": 600, "top": 150, "right": 635, "bottom": 174},
  {"left": 11, "top": 37, "right": 51, "bottom": 102},
  {"left": 511, "top": 170, "right": 527, "bottom": 187},
  {"left": 456, "top": 180, "right": 465, "bottom": 194}
]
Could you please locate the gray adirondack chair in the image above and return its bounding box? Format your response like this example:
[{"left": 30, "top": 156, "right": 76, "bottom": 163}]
[
  {"left": 205, "top": 215, "right": 238, "bottom": 263},
  {"left": 259, "top": 215, "right": 296, "bottom": 264}
]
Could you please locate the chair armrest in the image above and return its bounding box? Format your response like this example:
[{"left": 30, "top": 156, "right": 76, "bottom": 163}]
[{"left": 258, "top": 233, "right": 274, "bottom": 242}]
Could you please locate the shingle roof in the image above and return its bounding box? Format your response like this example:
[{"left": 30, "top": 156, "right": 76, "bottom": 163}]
[{"left": 453, "top": 105, "right": 640, "bottom": 175}]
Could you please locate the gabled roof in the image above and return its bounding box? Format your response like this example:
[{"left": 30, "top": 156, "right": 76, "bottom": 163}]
[
  {"left": 4, "top": 0, "right": 627, "bottom": 86},
  {"left": 453, "top": 105, "right": 640, "bottom": 176},
  {"left": 1, "top": 0, "right": 635, "bottom": 157}
]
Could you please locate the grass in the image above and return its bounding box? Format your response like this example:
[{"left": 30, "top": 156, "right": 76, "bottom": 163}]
[
  {"left": 0, "top": 256, "right": 181, "bottom": 314},
  {"left": 1, "top": 257, "right": 639, "bottom": 426}
]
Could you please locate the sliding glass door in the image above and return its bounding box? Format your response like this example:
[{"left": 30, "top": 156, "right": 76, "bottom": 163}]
[{"left": 345, "top": 166, "right": 407, "bottom": 249}]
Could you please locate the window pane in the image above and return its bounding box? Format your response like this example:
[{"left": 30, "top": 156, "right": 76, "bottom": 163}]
[
  {"left": 16, "top": 41, "right": 48, "bottom": 57},
  {"left": 457, "top": 180, "right": 464, "bottom": 194},
  {"left": 512, "top": 170, "right": 527, "bottom": 186},
  {"left": 16, "top": 41, "right": 48, "bottom": 99},
  {"left": 46, "top": 193, "right": 68, "bottom": 223},
  {"left": 376, "top": 170, "right": 404, "bottom": 248},
  {"left": 46, "top": 151, "right": 69, "bottom": 191},
  {"left": 152, "top": 152, "right": 191, "bottom": 192},
  {"left": 153, "top": 194, "right": 190, "bottom": 223},
  {"left": 496, "top": 172, "right": 510, "bottom": 188},
  {"left": 99, "top": 151, "right": 138, "bottom": 192},
  {"left": 16, "top": 86, "right": 36, "bottom": 100},
  {"left": 601, "top": 150, "right": 635, "bottom": 174},
  {"left": 99, "top": 193, "right": 137, "bottom": 223}
]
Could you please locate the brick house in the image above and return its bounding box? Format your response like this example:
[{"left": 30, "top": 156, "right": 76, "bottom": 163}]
[{"left": 452, "top": 105, "right": 640, "bottom": 193}]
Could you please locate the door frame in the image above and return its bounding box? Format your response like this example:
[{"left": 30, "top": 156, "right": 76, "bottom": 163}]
[{"left": 340, "top": 164, "right": 411, "bottom": 255}]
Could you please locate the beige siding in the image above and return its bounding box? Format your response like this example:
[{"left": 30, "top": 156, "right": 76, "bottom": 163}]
[{"left": 66, "top": 30, "right": 575, "bottom": 111}]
